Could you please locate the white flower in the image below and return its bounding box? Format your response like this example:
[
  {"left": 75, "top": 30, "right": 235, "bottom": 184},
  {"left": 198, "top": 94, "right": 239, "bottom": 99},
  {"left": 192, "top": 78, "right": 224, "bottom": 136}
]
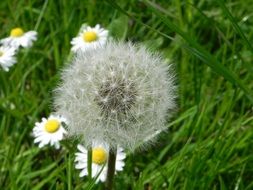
[
  {"left": 33, "top": 115, "right": 67, "bottom": 149},
  {"left": 71, "top": 24, "right": 108, "bottom": 52},
  {"left": 0, "top": 46, "right": 17, "bottom": 71},
  {"left": 54, "top": 41, "right": 176, "bottom": 151},
  {"left": 75, "top": 143, "right": 126, "bottom": 183},
  {"left": 1, "top": 27, "right": 37, "bottom": 48}
]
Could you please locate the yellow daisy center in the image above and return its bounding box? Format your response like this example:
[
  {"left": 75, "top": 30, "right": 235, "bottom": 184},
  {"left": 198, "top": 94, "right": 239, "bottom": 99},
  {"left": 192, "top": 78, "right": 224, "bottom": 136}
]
[
  {"left": 0, "top": 51, "right": 3, "bottom": 57},
  {"left": 83, "top": 31, "right": 98, "bottom": 42},
  {"left": 10, "top": 28, "right": 24, "bottom": 37},
  {"left": 92, "top": 147, "right": 107, "bottom": 165},
  {"left": 45, "top": 119, "right": 60, "bottom": 133}
]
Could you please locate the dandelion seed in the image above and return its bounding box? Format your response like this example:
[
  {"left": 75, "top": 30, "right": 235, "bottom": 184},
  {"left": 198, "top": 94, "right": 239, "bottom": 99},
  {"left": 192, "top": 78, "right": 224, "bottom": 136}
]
[
  {"left": 71, "top": 24, "right": 108, "bottom": 52},
  {"left": 33, "top": 115, "right": 67, "bottom": 149},
  {"left": 1, "top": 27, "right": 37, "bottom": 48},
  {"left": 0, "top": 46, "right": 17, "bottom": 71},
  {"left": 74, "top": 143, "right": 126, "bottom": 183},
  {"left": 54, "top": 41, "right": 176, "bottom": 151}
]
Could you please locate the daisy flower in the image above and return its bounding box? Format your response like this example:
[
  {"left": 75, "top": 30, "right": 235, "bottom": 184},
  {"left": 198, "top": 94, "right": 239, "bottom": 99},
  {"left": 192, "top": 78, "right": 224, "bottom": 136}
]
[
  {"left": 0, "top": 46, "right": 17, "bottom": 71},
  {"left": 33, "top": 115, "right": 67, "bottom": 149},
  {"left": 1, "top": 27, "right": 37, "bottom": 49},
  {"left": 71, "top": 24, "right": 108, "bottom": 52},
  {"left": 75, "top": 143, "right": 126, "bottom": 183}
]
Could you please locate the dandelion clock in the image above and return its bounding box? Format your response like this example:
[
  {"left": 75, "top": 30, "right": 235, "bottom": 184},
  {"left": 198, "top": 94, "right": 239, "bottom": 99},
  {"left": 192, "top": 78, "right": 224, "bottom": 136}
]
[
  {"left": 54, "top": 41, "right": 176, "bottom": 188},
  {"left": 54, "top": 41, "right": 176, "bottom": 150}
]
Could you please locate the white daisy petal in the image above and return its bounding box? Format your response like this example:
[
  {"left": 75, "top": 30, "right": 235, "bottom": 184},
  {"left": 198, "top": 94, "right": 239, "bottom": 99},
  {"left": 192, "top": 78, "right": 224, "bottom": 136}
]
[
  {"left": 95, "top": 24, "right": 100, "bottom": 30},
  {"left": 99, "top": 170, "right": 107, "bottom": 182},
  {"left": 38, "top": 142, "right": 45, "bottom": 148},
  {"left": 115, "top": 161, "right": 125, "bottom": 171},
  {"left": 92, "top": 164, "right": 101, "bottom": 178},
  {"left": 79, "top": 169, "right": 88, "bottom": 177},
  {"left": 75, "top": 163, "right": 87, "bottom": 169},
  {"left": 117, "top": 151, "right": 126, "bottom": 160},
  {"left": 77, "top": 144, "right": 88, "bottom": 154},
  {"left": 75, "top": 152, "right": 87, "bottom": 158},
  {"left": 34, "top": 136, "right": 44, "bottom": 143},
  {"left": 0, "top": 46, "right": 17, "bottom": 71},
  {"left": 54, "top": 142, "right": 60, "bottom": 149}
]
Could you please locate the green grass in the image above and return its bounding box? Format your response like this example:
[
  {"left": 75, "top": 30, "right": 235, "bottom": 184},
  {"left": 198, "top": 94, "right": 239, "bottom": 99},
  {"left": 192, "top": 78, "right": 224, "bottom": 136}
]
[{"left": 1, "top": 0, "right": 253, "bottom": 189}]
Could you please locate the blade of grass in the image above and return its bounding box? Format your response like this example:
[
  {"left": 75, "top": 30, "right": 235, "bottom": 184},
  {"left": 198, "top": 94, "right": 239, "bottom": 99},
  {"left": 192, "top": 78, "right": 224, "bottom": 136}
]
[
  {"left": 34, "top": 0, "right": 49, "bottom": 30},
  {"left": 216, "top": 0, "right": 253, "bottom": 54},
  {"left": 105, "top": 0, "right": 174, "bottom": 41}
]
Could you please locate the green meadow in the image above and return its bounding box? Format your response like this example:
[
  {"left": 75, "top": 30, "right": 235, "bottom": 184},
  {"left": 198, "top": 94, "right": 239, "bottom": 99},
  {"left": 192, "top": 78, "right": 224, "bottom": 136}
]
[{"left": 0, "top": 0, "right": 253, "bottom": 189}]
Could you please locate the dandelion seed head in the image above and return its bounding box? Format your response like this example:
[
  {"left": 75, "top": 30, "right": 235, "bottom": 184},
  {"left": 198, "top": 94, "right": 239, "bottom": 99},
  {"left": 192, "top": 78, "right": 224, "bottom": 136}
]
[{"left": 54, "top": 41, "right": 176, "bottom": 151}]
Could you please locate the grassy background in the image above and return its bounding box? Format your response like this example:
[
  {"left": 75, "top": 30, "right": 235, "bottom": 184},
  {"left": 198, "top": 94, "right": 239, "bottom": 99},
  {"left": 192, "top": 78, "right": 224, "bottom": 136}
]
[{"left": 1, "top": 0, "right": 253, "bottom": 189}]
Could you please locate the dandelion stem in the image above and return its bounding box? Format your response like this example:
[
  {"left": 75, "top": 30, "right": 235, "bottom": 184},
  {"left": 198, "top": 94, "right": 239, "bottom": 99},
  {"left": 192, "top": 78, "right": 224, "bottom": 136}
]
[
  {"left": 105, "top": 147, "right": 117, "bottom": 190},
  {"left": 88, "top": 147, "right": 92, "bottom": 179}
]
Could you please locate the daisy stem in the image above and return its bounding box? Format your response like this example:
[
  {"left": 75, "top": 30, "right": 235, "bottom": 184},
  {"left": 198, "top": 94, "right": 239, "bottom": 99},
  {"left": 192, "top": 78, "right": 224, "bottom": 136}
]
[
  {"left": 88, "top": 147, "right": 92, "bottom": 179},
  {"left": 105, "top": 147, "right": 117, "bottom": 190}
]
